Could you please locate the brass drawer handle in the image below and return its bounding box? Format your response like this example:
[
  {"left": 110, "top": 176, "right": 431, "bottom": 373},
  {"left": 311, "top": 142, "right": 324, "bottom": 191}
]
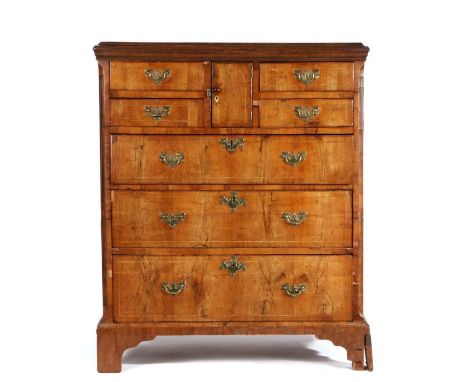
[
  {"left": 282, "top": 283, "right": 307, "bottom": 298},
  {"left": 220, "top": 192, "right": 247, "bottom": 212},
  {"left": 295, "top": 69, "right": 320, "bottom": 84},
  {"left": 219, "top": 137, "right": 245, "bottom": 153},
  {"left": 295, "top": 106, "right": 319, "bottom": 121},
  {"left": 160, "top": 212, "right": 185, "bottom": 228},
  {"left": 220, "top": 256, "right": 247, "bottom": 277},
  {"left": 280, "top": 151, "right": 307, "bottom": 166},
  {"left": 161, "top": 280, "right": 186, "bottom": 295},
  {"left": 282, "top": 211, "right": 308, "bottom": 226},
  {"left": 145, "top": 68, "right": 170, "bottom": 84},
  {"left": 144, "top": 106, "right": 170, "bottom": 121},
  {"left": 160, "top": 152, "right": 184, "bottom": 168}
]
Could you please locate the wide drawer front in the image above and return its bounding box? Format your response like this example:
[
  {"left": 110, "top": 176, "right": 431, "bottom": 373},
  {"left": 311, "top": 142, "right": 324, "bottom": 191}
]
[
  {"left": 112, "top": 191, "right": 352, "bottom": 248},
  {"left": 110, "top": 62, "right": 205, "bottom": 91},
  {"left": 260, "top": 63, "right": 354, "bottom": 91},
  {"left": 110, "top": 99, "right": 204, "bottom": 127},
  {"left": 259, "top": 99, "right": 353, "bottom": 128},
  {"left": 113, "top": 255, "right": 352, "bottom": 322},
  {"left": 111, "top": 135, "right": 354, "bottom": 184}
]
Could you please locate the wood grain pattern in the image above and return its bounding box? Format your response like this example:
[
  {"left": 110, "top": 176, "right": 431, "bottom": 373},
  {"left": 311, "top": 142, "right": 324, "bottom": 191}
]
[
  {"left": 110, "top": 185, "right": 353, "bottom": 191},
  {"left": 110, "top": 135, "right": 354, "bottom": 184},
  {"left": 212, "top": 63, "right": 252, "bottom": 127},
  {"left": 110, "top": 90, "right": 204, "bottom": 98},
  {"left": 260, "top": 99, "right": 353, "bottom": 128},
  {"left": 110, "top": 62, "right": 204, "bottom": 91},
  {"left": 111, "top": 190, "right": 352, "bottom": 248},
  {"left": 113, "top": 255, "right": 352, "bottom": 322},
  {"left": 113, "top": 247, "right": 353, "bottom": 256},
  {"left": 98, "top": 60, "right": 113, "bottom": 322},
  {"left": 259, "top": 91, "right": 354, "bottom": 99},
  {"left": 260, "top": 63, "right": 354, "bottom": 91},
  {"left": 110, "top": 99, "right": 203, "bottom": 127},
  {"left": 110, "top": 126, "right": 355, "bottom": 135}
]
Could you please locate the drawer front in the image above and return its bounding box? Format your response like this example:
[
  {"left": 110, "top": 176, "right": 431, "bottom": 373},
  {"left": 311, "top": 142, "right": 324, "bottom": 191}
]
[
  {"left": 110, "top": 99, "right": 204, "bottom": 127},
  {"left": 112, "top": 191, "right": 352, "bottom": 248},
  {"left": 260, "top": 99, "right": 353, "bottom": 128},
  {"left": 110, "top": 62, "right": 205, "bottom": 91},
  {"left": 260, "top": 63, "right": 354, "bottom": 91},
  {"left": 111, "top": 135, "right": 354, "bottom": 184},
  {"left": 113, "top": 255, "right": 352, "bottom": 322}
]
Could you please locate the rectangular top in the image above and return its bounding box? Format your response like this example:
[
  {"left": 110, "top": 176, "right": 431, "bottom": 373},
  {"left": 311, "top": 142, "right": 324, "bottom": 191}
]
[{"left": 93, "top": 42, "right": 369, "bottom": 62}]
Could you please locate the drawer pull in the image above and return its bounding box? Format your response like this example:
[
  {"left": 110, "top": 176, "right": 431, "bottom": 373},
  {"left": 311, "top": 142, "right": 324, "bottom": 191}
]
[
  {"left": 282, "top": 283, "right": 307, "bottom": 298},
  {"left": 280, "top": 151, "right": 307, "bottom": 166},
  {"left": 219, "top": 137, "right": 245, "bottom": 153},
  {"left": 281, "top": 211, "right": 308, "bottom": 226},
  {"left": 295, "top": 106, "right": 319, "bottom": 121},
  {"left": 220, "top": 256, "right": 247, "bottom": 277},
  {"left": 145, "top": 68, "right": 170, "bottom": 84},
  {"left": 295, "top": 69, "right": 320, "bottom": 84},
  {"left": 161, "top": 280, "right": 186, "bottom": 296},
  {"left": 160, "top": 212, "right": 185, "bottom": 228},
  {"left": 160, "top": 152, "right": 184, "bottom": 168},
  {"left": 144, "top": 105, "right": 170, "bottom": 121},
  {"left": 220, "top": 192, "right": 247, "bottom": 212}
]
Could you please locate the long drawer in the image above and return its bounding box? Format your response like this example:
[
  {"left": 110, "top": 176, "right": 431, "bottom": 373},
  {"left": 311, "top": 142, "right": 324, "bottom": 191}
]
[
  {"left": 113, "top": 255, "right": 353, "bottom": 322},
  {"left": 111, "top": 135, "right": 354, "bottom": 184},
  {"left": 111, "top": 190, "right": 352, "bottom": 248}
]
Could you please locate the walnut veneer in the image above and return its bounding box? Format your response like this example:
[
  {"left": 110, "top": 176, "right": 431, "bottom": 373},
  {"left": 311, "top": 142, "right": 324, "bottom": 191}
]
[{"left": 94, "top": 42, "right": 372, "bottom": 372}]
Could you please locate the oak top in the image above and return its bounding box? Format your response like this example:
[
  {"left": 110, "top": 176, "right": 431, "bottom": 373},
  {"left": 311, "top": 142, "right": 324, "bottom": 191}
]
[{"left": 93, "top": 42, "right": 369, "bottom": 62}]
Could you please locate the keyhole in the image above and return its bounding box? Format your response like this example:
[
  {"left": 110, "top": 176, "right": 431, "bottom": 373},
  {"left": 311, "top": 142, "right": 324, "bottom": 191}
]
[{"left": 214, "top": 95, "right": 220, "bottom": 103}]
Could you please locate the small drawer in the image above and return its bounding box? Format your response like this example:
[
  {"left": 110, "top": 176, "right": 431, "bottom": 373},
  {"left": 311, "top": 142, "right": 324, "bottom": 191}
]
[
  {"left": 111, "top": 190, "right": 352, "bottom": 248},
  {"left": 111, "top": 135, "right": 354, "bottom": 185},
  {"left": 110, "top": 99, "right": 204, "bottom": 127},
  {"left": 259, "top": 99, "right": 353, "bottom": 128},
  {"left": 113, "top": 255, "right": 352, "bottom": 322},
  {"left": 110, "top": 62, "right": 205, "bottom": 91},
  {"left": 260, "top": 63, "right": 354, "bottom": 92}
]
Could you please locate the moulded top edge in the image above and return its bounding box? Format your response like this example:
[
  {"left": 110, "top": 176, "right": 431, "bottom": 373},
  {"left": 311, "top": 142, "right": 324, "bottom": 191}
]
[{"left": 93, "top": 42, "right": 370, "bottom": 62}]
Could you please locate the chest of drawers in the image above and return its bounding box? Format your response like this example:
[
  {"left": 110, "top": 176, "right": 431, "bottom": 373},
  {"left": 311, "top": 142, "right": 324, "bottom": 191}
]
[{"left": 94, "top": 42, "right": 372, "bottom": 372}]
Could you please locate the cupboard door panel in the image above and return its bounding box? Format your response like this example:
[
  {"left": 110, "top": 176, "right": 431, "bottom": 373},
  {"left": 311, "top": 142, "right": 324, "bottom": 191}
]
[{"left": 212, "top": 63, "right": 252, "bottom": 127}]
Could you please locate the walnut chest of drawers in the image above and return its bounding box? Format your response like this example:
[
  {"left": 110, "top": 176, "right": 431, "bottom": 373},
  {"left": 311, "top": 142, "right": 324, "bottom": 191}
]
[{"left": 93, "top": 42, "right": 373, "bottom": 372}]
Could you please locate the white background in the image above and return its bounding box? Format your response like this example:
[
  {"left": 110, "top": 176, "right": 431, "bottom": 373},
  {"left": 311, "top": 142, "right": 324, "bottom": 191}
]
[{"left": 1, "top": 0, "right": 467, "bottom": 380}]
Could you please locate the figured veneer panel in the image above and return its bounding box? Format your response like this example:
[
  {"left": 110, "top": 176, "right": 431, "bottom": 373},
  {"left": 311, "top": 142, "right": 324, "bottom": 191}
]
[
  {"left": 113, "top": 255, "right": 352, "bottom": 322},
  {"left": 212, "top": 63, "right": 253, "bottom": 127},
  {"left": 260, "top": 63, "right": 354, "bottom": 91},
  {"left": 110, "top": 99, "right": 204, "bottom": 127},
  {"left": 111, "top": 190, "right": 352, "bottom": 248},
  {"left": 259, "top": 99, "right": 353, "bottom": 128},
  {"left": 110, "top": 135, "right": 354, "bottom": 184},
  {"left": 110, "top": 62, "right": 205, "bottom": 91}
]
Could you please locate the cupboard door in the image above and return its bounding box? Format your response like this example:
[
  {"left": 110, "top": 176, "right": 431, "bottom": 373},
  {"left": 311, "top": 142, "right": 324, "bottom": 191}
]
[{"left": 212, "top": 63, "right": 252, "bottom": 127}]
